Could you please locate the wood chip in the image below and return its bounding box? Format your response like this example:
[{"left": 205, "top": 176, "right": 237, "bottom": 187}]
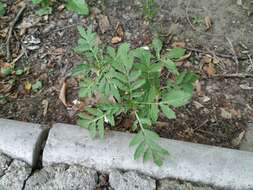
[
  {"left": 59, "top": 79, "right": 68, "bottom": 107},
  {"left": 204, "top": 16, "right": 212, "bottom": 31}
]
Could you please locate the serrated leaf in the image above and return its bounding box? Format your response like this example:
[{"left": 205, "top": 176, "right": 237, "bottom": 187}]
[
  {"left": 88, "top": 123, "right": 96, "bottom": 138},
  {"left": 166, "top": 48, "right": 186, "bottom": 60},
  {"left": 152, "top": 37, "right": 162, "bottom": 58},
  {"left": 163, "top": 90, "right": 192, "bottom": 107},
  {"left": 150, "top": 104, "right": 159, "bottom": 122},
  {"left": 143, "top": 148, "right": 152, "bottom": 163},
  {"left": 129, "top": 70, "right": 142, "bottom": 82},
  {"left": 66, "top": 0, "right": 89, "bottom": 15},
  {"left": 162, "top": 59, "right": 178, "bottom": 75},
  {"left": 97, "top": 118, "right": 104, "bottom": 138},
  {"left": 129, "top": 132, "right": 144, "bottom": 147},
  {"left": 153, "top": 153, "right": 163, "bottom": 167},
  {"left": 134, "top": 141, "right": 146, "bottom": 160},
  {"left": 160, "top": 105, "right": 176, "bottom": 119},
  {"left": 72, "top": 64, "right": 89, "bottom": 76},
  {"left": 131, "top": 79, "right": 146, "bottom": 91},
  {"left": 85, "top": 107, "right": 103, "bottom": 116},
  {"left": 144, "top": 129, "right": 159, "bottom": 141},
  {"left": 77, "top": 119, "right": 90, "bottom": 128}
]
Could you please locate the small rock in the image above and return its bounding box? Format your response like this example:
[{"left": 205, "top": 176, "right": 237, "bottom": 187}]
[
  {"left": 0, "top": 160, "right": 32, "bottom": 190},
  {"left": 24, "top": 164, "right": 98, "bottom": 190},
  {"left": 109, "top": 170, "right": 156, "bottom": 190}
]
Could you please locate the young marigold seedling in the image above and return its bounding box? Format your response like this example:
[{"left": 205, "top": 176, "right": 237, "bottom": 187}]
[{"left": 72, "top": 26, "right": 198, "bottom": 166}]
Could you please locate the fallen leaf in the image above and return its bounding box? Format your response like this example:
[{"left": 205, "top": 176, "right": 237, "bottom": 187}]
[
  {"left": 172, "top": 41, "right": 186, "bottom": 48},
  {"left": 195, "top": 80, "right": 204, "bottom": 96},
  {"left": 193, "top": 101, "right": 204, "bottom": 109},
  {"left": 98, "top": 15, "right": 110, "bottom": 34},
  {"left": 42, "top": 99, "right": 49, "bottom": 117},
  {"left": 115, "top": 22, "right": 124, "bottom": 38},
  {"left": 111, "top": 36, "right": 122, "bottom": 44},
  {"left": 59, "top": 79, "right": 68, "bottom": 107},
  {"left": 24, "top": 81, "right": 32, "bottom": 92},
  {"left": 204, "top": 16, "right": 212, "bottom": 31},
  {"left": 203, "top": 63, "right": 216, "bottom": 77}
]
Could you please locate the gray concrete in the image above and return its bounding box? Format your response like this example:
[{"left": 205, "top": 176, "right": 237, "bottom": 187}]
[
  {"left": 0, "top": 159, "right": 32, "bottom": 190},
  {"left": 158, "top": 179, "right": 218, "bottom": 190},
  {"left": 240, "top": 123, "right": 253, "bottom": 152},
  {"left": 24, "top": 164, "right": 98, "bottom": 190},
  {"left": 0, "top": 119, "right": 48, "bottom": 167},
  {"left": 109, "top": 170, "right": 156, "bottom": 190},
  {"left": 43, "top": 123, "right": 253, "bottom": 190}
]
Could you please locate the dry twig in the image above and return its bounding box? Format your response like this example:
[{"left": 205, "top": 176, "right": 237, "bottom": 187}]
[{"left": 6, "top": 5, "right": 26, "bottom": 62}]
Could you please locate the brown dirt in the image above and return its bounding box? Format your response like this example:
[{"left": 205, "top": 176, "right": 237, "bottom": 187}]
[{"left": 0, "top": 0, "right": 253, "bottom": 149}]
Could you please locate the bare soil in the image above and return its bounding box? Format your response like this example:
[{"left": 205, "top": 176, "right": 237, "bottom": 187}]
[{"left": 0, "top": 0, "right": 253, "bottom": 149}]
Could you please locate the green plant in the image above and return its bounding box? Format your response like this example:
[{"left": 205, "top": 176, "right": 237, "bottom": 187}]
[
  {"left": 72, "top": 26, "right": 198, "bottom": 166},
  {"left": 143, "top": 0, "right": 158, "bottom": 21},
  {"left": 66, "top": 0, "right": 89, "bottom": 16},
  {"left": 0, "top": 2, "right": 6, "bottom": 16},
  {"left": 32, "top": 0, "right": 52, "bottom": 16}
]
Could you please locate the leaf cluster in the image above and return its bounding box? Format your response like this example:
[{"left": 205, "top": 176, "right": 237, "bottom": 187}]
[{"left": 73, "top": 26, "right": 198, "bottom": 166}]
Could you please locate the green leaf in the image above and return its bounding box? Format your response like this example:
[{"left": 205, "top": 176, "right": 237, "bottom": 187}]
[
  {"left": 161, "top": 59, "right": 178, "bottom": 75},
  {"left": 150, "top": 104, "right": 159, "bottom": 122},
  {"left": 72, "top": 64, "right": 89, "bottom": 76},
  {"left": 129, "top": 132, "right": 144, "bottom": 147},
  {"left": 143, "top": 148, "right": 152, "bottom": 162},
  {"left": 134, "top": 141, "right": 146, "bottom": 160},
  {"left": 166, "top": 48, "right": 186, "bottom": 60},
  {"left": 131, "top": 79, "right": 146, "bottom": 91},
  {"left": 152, "top": 37, "right": 162, "bottom": 58},
  {"left": 66, "top": 0, "right": 89, "bottom": 15},
  {"left": 0, "top": 2, "right": 6, "bottom": 16},
  {"left": 1, "top": 66, "right": 14, "bottom": 76},
  {"left": 163, "top": 89, "right": 192, "bottom": 107},
  {"left": 77, "top": 119, "right": 90, "bottom": 128},
  {"left": 129, "top": 70, "right": 142, "bottom": 82},
  {"left": 89, "top": 122, "right": 97, "bottom": 138},
  {"left": 153, "top": 153, "right": 163, "bottom": 167},
  {"left": 144, "top": 129, "right": 159, "bottom": 141},
  {"left": 85, "top": 107, "right": 103, "bottom": 116},
  {"left": 32, "top": 81, "right": 42, "bottom": 92},
  {"left": 97, "top": 118, "right": 104, "bottom": 138},
  {"left": 36, "top": 7, "right": 52, "bottom": 16},
  {"left": 15, "top": 69, "right": 24, "bottom": 76},
  {"left": 160, "top": 105, "right": 176, "bottom": 119}
]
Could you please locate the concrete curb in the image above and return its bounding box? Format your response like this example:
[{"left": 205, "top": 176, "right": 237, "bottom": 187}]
[
  {"left": 0, "top": 119, "right": 48, "bottom": 167},
  {"left": 43, "top": 123, "right": 253, "bottom": 190}
]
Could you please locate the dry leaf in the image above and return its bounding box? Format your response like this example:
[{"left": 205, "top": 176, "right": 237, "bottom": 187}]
[
  {"left": 24, "top": 81, "right": 32, "bottom": 92},
  {"left": 115, "top": 22, "right": 124, "bottom": 38},
  {"left": 111, "top": 36, "right": 122, "bottom": 44},
  {"left": 42, "top": 99, "right": 49, "bottom": 117},
  {"left": 203, "top": 63, "right": 216, "bottom": 77},
  {"left": 98, "top": 15, "right": 110, "bottom": 34},
  {"left": 204, "top": 16, "right": 212, "bottom": 31},
  {"left": 195, "top": 80, "right": 204, "bottom": 96},
  {"left": 59, "top": 79, "right": 68, "bottom": 107},
  {"left": 172, "top": 41, "right": 186, "bottom": 48}
]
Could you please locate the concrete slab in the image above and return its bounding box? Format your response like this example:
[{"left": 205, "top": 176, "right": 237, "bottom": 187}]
[
  {"left": 0, "top": 119, "right": 48, "bottom": 167},
  {"left": 43, "top": 123, "right": 253, "bottom": 190}
]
